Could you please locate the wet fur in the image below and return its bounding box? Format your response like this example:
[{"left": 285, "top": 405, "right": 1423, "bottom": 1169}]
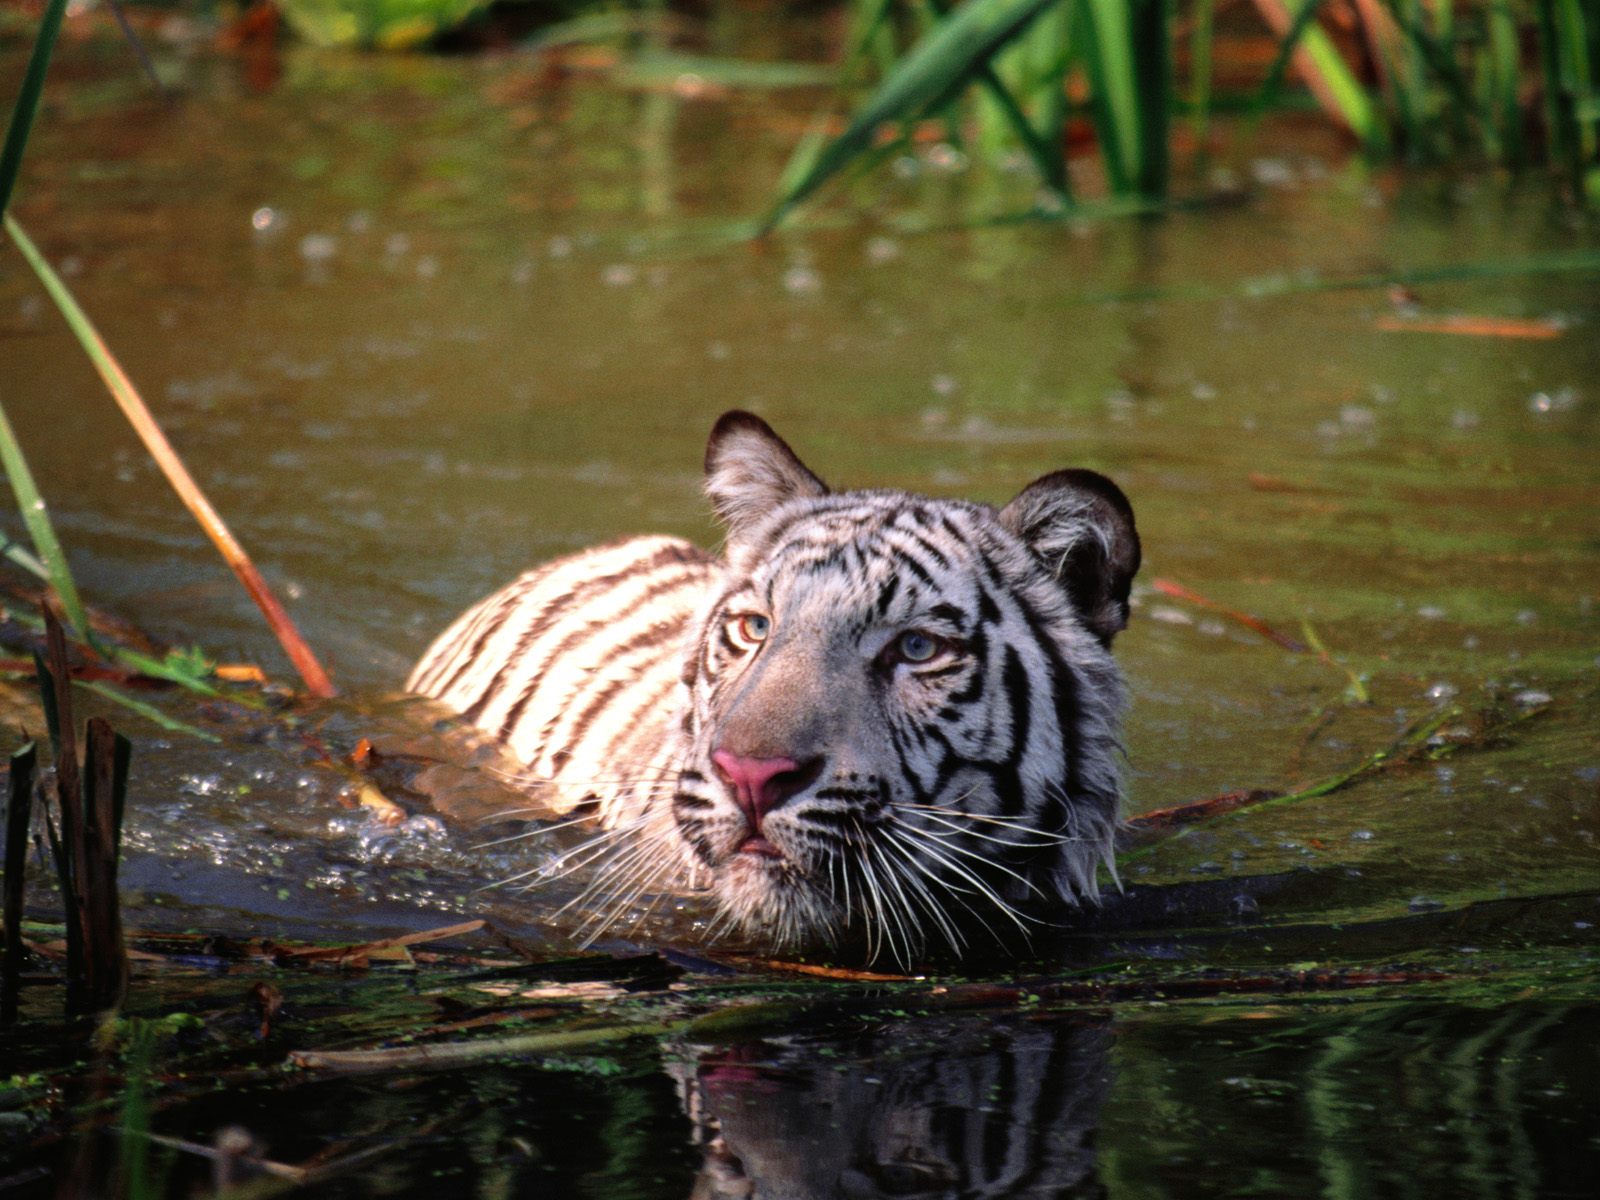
[{"left": 409, "top": 412, "right": 1140, "bottom": 964}]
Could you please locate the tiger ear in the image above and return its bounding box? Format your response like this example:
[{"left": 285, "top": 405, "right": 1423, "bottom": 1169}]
[
  {"left": 999, "top": 469, "right": 1141, "bottom": 645},
  {"left": 704, "top": 411, "right": 829, "bottom": 542}
]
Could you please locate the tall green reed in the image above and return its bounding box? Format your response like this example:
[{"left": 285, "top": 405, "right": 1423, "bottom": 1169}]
[
  {"left": 1, "top": 2, "right": 337, "bottom": 698},
  {"left": 767, "top": 0, "right": 1600, "bottom": 227}
]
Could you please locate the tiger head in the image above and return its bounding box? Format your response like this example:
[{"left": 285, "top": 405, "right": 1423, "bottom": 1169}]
[{"left": 671, "top": 412, "right": 1141, "bottom": 962}]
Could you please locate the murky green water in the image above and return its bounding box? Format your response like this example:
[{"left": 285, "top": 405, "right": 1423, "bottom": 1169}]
[{"left": 2, "top": 20, "right": 1597, "bottom": 1197}]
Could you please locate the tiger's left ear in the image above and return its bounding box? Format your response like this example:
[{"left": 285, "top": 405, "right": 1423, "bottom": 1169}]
[
  {"left": 999, "top": 469, "right": 1141, "bottom": 645},
  {"left": 704, "top": 411, "right": 829, "bottom": 544}
]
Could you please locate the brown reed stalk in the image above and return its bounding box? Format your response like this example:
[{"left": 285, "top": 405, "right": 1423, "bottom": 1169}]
[{"left": 1, "top": 742, "right": 36, "bottom": 1025}]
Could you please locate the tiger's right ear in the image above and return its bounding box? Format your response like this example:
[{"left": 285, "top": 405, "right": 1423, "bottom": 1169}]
[
  {"left": 999, "top": 468, "right": 1141, "bottom": 646},
  {"left": 704, "top": 411, "right": 829, "bottom": 543}
]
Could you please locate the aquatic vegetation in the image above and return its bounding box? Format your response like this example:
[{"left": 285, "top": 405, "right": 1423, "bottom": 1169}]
[
  {"left": 0, "top": 0, "right": 336, "bottom": 700},
  {"left": 769, "top": 0, "right": 1600, "bottom": 223},
  {"left": 275, "top": 0, "right": 497, "bottom": 50}
]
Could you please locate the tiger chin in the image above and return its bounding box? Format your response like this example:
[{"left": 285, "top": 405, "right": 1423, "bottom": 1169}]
[{"left": 408, "top": 411, "right": 1140, "bottom": 966}]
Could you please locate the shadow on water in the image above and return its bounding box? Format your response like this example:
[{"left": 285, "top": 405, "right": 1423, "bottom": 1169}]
[{"left": 0, "top": 15, "right": 1598, "bottom": 1198}]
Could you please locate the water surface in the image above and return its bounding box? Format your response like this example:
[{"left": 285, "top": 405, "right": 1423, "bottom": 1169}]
[{"left": 1, "top": 22, "right": 1596, "bottom": 1197}]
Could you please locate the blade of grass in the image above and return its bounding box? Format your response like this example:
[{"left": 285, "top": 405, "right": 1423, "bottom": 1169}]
[
  {"left": 927, "top": 0, "right": 1071, "bottom": 197},
  {"left": 0, "top": 0, "right": 70, "bottom": 214},
  {"left": 1248, "top": 0, "right": 1387, "bottom": 148},
  {"left": 1190, "top": 0, "right": 1217, "bottom": 155},
  {"left": 0, "top": 401, "right": 90, "bottom": 638},
  {"left": 1, "top": 530, "right": 48, "bottom": 580},
  {"left": 761, "top": 0, "right": 1063, "bottom": 231},
  {"left": 1080, "top": 0, "right": 1138, "bottom": 193},
  {"left": 76, "top": 680, "right": 222, "bottom": 744},
  {"left": 1129, "top": 0, "right": 1171, "bottom": 197},
  {"left": 4, "top": 214, "right": 336, "bottom": 698}
]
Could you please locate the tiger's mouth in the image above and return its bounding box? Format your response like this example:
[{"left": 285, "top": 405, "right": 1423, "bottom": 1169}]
[{"left": 736, "top": 833, "right": 785, "bottom": 859}]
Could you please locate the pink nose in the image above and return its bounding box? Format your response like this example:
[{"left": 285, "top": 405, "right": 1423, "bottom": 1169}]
[{"left": 711, "top": 750, "right": 801, "bottom": 826}]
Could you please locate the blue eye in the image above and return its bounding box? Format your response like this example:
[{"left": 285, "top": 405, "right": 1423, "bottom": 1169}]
[
  {"left": 895, "top": 631, "right": 940, "bottom": 663},
  {"left": 731, "top": 613, "right": 770, "bottom": 647}
]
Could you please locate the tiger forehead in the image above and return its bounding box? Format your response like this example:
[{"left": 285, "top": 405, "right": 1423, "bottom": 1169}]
[{"left": 745, "top": 497, "right": 989, "bottom": 629}]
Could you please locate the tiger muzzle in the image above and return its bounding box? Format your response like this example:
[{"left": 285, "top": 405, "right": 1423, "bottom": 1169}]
[{"left": 710, "top": 749, "right": 825, "bottom": 854}]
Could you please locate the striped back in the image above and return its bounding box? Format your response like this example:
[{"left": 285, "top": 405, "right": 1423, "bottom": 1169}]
[{"left": 408, "top": 536, "right": 719, "bottom": 821}]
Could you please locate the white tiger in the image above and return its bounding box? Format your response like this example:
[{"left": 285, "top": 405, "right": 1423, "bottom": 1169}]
[{"left": 408, "top": 412, "right": 1141, "bottom": 961}]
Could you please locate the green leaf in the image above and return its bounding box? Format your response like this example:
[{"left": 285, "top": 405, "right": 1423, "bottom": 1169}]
[
  {"left": 762, "top": 0, "right": 1064, "bottom": 231},
  {"left": 0, "top": 0, "right": 70, "bottom": 214}
]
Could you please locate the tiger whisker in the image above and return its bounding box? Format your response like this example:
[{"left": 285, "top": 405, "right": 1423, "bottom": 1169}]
[
  {"left": 864, "top": 841, "right": 928, "bottom": 964},
  {"left": 880, "top": 827, "right": 1019, "bottom": 953},
  {"left": 902, "top": 808, "right": 1085, "bottom": 851},
  {"left": 875, "top": 832, "right": 965, "bottom": 954},
  {"left": 886, "top": 822, "right": 1040, "bottom": 937}
]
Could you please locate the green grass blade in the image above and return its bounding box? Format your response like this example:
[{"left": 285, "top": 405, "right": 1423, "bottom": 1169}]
[
  {"left": 76, "top": 680, "right": 221, "bottom": 744},
  {"left": 1189, "top": 0, "right": 1216, "bottom": 156},
  {"left": 0, "top": 0, "right": 71, "bottom": 215},
  {"left": 2, "top": 529, "right": 48, "bottom": 580},
  {"left": 1082, "top": 0, "right": 1139, "bottom": 193},
  {"left": 928, "top": 0, "right": 1070, "bottom": 197},
  {"left": 1129, "top": 0, "right": 1171, "bottom": 198},
  {"left": 761, "top": 0, "right": 1063, "bottom": 231},
  {"left": 1251, "top": 0, "right": 1330, "bottom": 116},
  {"left": 0, "top": 400, "right": 90, "bottom": 637}
]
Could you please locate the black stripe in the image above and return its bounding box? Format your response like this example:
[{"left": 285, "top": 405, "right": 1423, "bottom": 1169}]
[
  {"left": 469, "top": 565, "right": 699, "bottom": 726},
  {"left": 875, "top": 574, "right": 901, "bottom": 617},
  {"left": 456, "top": 543, "right": 704, "bottom": 718},
  {"left": 516, "top": 612, "right": 687, "bottom": 749},
  {"left": 554, "top": 617, "right": 688, "bottom": 749}
]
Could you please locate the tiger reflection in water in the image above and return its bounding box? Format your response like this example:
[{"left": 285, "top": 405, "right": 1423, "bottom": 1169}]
[{"left": 673, "top": 1017, "right": 1112, "bottom": 1200}]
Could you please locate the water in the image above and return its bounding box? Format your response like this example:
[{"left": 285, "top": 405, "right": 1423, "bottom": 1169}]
[{"left": 1, "top": 21, "right": 1597, "bottom": 1197}]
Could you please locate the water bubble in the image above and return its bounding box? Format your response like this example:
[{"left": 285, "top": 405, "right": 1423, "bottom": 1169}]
[
  {"left": 930, "top": 374, "right": 958, "bottom": 397},
  {"left": 415, "top": 256, "right": 439, "bottom": 279},
  {"left": 1417, "top": 605, "right": 1447, "bottom": 620},
  {"left": 923, "top": 143, "right": 968, "bottom": 174},
  {"left": 1528, "top": 387, "right": 1577, "bottom": 414},
  {"left": 250, "top": 206, "right": 278, "bottom": 232},
  {"left": 1339, "top": 405, "right": 1375, "bottom": 428},
  {"left": 384, "top": 232, "right": 410, "bottom": 257},
  {"left": 781, "top": 265, "right": 821, "bottom": 297},
  {"left": 1408, "top": 896, "right": 1445, "bottom": 913},
  {"left": 673, "top": 72, "right": 708, "bottom": 99},
  {"left": 891, "top": 155, "right": 920, "bottom": 180},
  {"left": 1191, "top": 382, "right": 1218, "bottom": 401},
  {"left": 298, "top": 233, "right": 337, "bottom": 263},
  {"left": 1425, "top": 681, "right": 1457, "bottom": 703},
  {"left": 1513, "top": 689, "right": 1552, "bottom": 707},
  {"left": 601, "top": 263, "right": 637, "bottom": 287},
  {"left": 345, "top": 211, "right": 372, "bottom": 234},
  {"left": 1249, "top": 158, "right": 1296, "bottom": 188},
  {"left": 706, "top": 340, "right": 731, "bottom": 362},
  {"left": 1451, "top": 409, "right": 1479, "bottom": 430},
  {"left": 1147, "top": 606, "right": 1193, "bottom": 627},
  {"left": 547, "top": 236, "right": 573, "bottom": 260},
  {"left": 510, "top": 260, "right": 535, "bottom": 286},
  {"left": 1514, "top": 608, "right": 1538, "bottom": 626},
  {"left": 865, "top": 236, "right": 901, "bottom": 265},
  {"left": 1350, "top": 829, "right": 1375, "bottom": 841}
]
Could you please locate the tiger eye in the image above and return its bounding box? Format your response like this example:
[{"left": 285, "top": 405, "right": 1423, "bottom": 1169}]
[
  {"left": 736, "top": 613, "right": 770, "bottom": 645},
  {"left": 896, "top": 631, "right": 939, "bottom": 663}
]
